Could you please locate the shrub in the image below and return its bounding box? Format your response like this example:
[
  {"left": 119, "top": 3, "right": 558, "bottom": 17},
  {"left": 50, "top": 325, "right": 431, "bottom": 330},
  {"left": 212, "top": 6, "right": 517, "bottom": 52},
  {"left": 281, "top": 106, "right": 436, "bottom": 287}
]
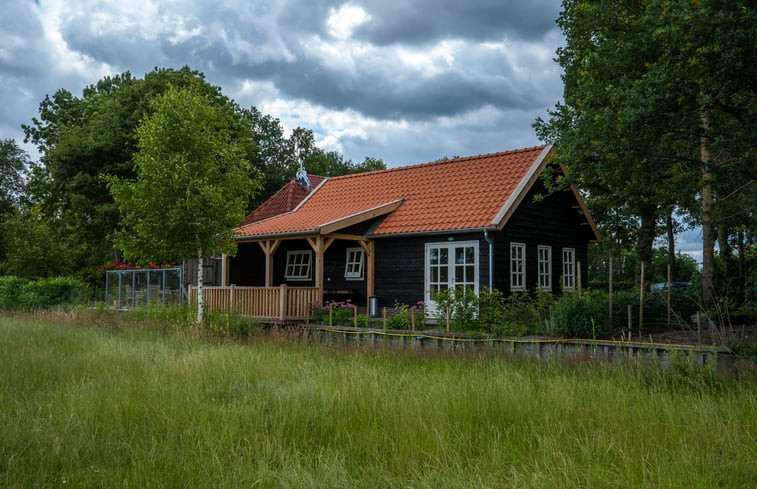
[
  {"left": 21, "top": 277, "right": 91, "bottom": 309},
  {"left": 312, "top": 300, "right": 357, "bottom": 326},
  {"left": 552, "top": 290, "right": 607, "bottom": 339},
  {"left": 387, "top": 301, "right": 427, "bottom": 330},
  {"left": 0, "top": 276, "right": 29, "bottom": 309},
  {"left": 0, "top": 276, "right": 90, "bottom": 310}
]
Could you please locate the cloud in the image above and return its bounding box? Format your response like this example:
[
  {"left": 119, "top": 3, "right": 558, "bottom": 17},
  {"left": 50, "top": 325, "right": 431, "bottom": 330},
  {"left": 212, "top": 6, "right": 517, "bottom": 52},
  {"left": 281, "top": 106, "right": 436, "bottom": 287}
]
[{"left": 0, "top": 0, "right": 564, "bottom": 166}]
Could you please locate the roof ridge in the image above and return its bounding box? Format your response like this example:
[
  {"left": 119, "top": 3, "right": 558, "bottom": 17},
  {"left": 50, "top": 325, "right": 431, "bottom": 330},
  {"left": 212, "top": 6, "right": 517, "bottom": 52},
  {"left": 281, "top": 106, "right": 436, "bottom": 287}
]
[{"left": 328, "top": 145, "right": 547, "bottom": 181}]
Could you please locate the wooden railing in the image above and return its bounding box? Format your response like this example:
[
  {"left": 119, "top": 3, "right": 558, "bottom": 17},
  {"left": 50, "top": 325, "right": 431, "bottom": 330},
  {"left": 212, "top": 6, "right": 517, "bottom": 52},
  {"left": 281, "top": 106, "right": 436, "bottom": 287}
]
[{"left": 188, "top": 285, "right": 319, "bottom": 321}]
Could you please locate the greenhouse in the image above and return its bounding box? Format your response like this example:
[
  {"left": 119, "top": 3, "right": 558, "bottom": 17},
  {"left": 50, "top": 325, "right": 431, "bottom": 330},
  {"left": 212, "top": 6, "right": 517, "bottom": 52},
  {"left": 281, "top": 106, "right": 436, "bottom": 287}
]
[{"left": 105, "top": 267, "right": 184, "bottom": 309}]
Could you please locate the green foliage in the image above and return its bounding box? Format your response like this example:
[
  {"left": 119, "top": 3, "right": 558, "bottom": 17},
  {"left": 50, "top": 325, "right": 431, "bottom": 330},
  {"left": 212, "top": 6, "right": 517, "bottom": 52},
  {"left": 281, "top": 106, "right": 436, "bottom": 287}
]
[
  {"left": 0, "top": 276, "right": 89, "bottom": 310},
  {"left": 23, "top": 67, "right": 240, "bottom": 269},
  {"left": 311, "top": 300, "right": 357, "bottom": 326},
  {"left": 434, "top": 288, "right": 554, "bottom": 336},
  {"left": 386, "top": 301, "right": 426, "bottom": 330},
  {"left": 0, "top": 276, "right": 29, "bottom": 309},
  {"left": 0, "top": 211, "right": 77, "bottom": 278},
  {"left": 552, "top": 290, "right": 607, "bottom": 339},
  {"left": 109, "top": 86, "right": 256, "bottom": 263},
  {"left": 0, "top": 139, "right": 28, "bottom": 218}
]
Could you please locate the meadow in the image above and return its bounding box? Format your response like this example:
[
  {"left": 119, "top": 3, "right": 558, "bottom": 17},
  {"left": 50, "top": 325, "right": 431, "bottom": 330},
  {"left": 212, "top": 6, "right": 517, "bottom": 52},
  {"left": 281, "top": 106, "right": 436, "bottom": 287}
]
[{"left": 1, "top": 312, "right": 755, "bottom": 488}]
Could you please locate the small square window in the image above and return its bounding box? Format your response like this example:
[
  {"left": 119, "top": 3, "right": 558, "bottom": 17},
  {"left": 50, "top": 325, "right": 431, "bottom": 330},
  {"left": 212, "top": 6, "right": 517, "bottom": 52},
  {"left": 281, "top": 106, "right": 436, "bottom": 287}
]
[
  {"left": 344, "top": 248, "right": 364, "bottom": 280},
  {"left": 285, "top": 250, "right": 312, "bottom": 280}
]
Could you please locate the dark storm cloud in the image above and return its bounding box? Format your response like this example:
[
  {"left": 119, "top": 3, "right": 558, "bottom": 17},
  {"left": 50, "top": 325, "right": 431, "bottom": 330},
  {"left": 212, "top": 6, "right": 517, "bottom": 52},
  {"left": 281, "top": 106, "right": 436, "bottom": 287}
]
[{"left": 348, "top": 0, "right": 560, "bottom": 45}]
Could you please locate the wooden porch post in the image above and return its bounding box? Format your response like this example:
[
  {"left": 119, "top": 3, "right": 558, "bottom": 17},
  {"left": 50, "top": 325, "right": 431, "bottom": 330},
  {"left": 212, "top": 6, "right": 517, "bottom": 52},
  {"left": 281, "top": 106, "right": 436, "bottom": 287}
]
[
  {"left": 257, "top": 239, "right": 281, "bottom": 287},
  {"left": 221, "top": 254, "right": 230, "bottom": 286},
  {"left": 306, "top": 235, "right": 334, "bottom": 294},
  {"left": 358, "top": 240, "right": 375, "bottom": 301}
]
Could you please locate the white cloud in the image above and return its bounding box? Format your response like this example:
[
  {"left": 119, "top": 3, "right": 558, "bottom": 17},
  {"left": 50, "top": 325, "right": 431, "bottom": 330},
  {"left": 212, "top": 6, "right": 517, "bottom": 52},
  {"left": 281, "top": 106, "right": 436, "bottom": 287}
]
[{"left": 327, "top": 4, "right": 371, "bottom": 40}]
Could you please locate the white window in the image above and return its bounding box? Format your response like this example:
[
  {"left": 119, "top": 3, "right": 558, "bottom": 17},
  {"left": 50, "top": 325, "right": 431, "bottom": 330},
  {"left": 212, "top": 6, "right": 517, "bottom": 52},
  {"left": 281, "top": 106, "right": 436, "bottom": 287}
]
[
  {"left": 285, "top": 250, "right": 312, "bottom": 280},
  {"left": 510, "top": 243, "right": 526, "bottom": 291},
  {"left": 538, "top": 245, "right": 552, "bottom": 291},
  {"left": 344, "top": 248, "right": 364, "bottom": 280},
  {"left": 425, "top": 241, "right": 479, "bottom": 312},
  {"left": 562, "top": 248, "right": 576, "bottom": 290}
]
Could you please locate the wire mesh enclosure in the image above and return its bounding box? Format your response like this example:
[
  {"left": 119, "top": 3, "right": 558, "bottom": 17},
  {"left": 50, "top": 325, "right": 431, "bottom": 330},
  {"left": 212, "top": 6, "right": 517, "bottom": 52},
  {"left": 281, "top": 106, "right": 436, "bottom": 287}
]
[{"left": 105, "top": 268, "right": 184, "bottom": 309}]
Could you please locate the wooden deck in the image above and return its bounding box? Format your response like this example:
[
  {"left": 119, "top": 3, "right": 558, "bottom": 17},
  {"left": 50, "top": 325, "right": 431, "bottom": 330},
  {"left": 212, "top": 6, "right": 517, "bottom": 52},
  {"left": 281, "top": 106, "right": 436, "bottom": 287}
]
[{"left": 188, "top": 285, "right": 319, "bottom": 321}]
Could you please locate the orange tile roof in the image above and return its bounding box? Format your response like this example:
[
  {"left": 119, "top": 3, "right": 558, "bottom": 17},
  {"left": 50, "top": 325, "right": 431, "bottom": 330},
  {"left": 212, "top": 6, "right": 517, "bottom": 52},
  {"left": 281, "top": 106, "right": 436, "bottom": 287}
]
[
  {"left": 242, "top": 174, "right": 325, "bottom": 225},
  {"left": 237, "top": 146, "right": 551, "bottom": 238}
]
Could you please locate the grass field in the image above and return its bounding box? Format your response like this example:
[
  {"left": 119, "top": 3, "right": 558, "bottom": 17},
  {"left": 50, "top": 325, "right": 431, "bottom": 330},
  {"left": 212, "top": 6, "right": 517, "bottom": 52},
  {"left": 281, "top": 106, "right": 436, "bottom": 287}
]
[{"left": 1, "top": 313, "right": 755, "bottom": 488}]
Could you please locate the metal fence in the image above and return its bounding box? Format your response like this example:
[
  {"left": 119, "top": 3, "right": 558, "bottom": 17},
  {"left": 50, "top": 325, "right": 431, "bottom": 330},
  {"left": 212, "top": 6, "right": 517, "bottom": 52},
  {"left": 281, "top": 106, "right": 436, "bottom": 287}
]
[{"left": 105, "top": 268, "right": 184, "bottom": 309}]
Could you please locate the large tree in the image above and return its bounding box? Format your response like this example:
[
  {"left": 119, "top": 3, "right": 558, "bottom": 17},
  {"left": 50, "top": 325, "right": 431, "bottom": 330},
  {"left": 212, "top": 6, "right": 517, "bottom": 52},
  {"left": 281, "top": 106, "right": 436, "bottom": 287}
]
[
  {"left": 535, "top": 0, "right": 756, "bottom": 309},
  {"left": 23, "top": 67, "right": 251, "bottom": 269},
  {"left": 109, "top": 87, "right": 256, "bottom": 323}
]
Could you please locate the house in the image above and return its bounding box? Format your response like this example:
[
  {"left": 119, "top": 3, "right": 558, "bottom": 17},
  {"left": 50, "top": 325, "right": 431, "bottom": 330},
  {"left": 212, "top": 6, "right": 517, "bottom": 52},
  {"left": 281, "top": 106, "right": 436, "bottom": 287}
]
[{"left": 209, "top": 145, "right": 600, "bottom": 320}]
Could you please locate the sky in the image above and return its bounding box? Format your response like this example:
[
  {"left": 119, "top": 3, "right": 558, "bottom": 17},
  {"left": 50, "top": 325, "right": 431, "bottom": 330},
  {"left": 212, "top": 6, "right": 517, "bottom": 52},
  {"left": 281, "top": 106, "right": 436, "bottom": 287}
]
[{"left": 0, "top": 0, "right": 703, "bottom": 261}]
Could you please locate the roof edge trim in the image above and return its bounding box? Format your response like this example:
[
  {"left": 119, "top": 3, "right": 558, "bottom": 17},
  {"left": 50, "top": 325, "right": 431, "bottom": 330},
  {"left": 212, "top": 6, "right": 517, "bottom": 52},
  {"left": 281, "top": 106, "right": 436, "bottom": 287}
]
[
  {"left": 292, "top": 176, "right": 328, "bottom": 212},
  {"left": 319, "top": 199, "right": 404, "bottom": 235},
  {"left": 492, "top": 144, "right": 555, "bottom": 230}
]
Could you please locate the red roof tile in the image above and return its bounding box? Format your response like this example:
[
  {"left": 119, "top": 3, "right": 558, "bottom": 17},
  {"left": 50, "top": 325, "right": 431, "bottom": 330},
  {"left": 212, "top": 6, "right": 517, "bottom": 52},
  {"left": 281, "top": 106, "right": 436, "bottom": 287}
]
[
  {"left": 237, "top": 146, "right": 551, "bottom": 238},
  {"left": 242, "top": 174, "right": 325, "bottom": 225}
]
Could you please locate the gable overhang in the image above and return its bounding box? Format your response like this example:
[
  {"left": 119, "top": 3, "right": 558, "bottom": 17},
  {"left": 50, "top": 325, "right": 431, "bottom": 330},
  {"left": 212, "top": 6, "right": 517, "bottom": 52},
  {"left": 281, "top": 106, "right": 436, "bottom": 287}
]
[
  {"left": 489, "top": 144, "right": 601, "bottom": 243},
  {"left": 491, "top": 144, "right": 554, "bottom": 230},
  {"left": 234, "top": 199, "right": 404, "bottom": 242}
]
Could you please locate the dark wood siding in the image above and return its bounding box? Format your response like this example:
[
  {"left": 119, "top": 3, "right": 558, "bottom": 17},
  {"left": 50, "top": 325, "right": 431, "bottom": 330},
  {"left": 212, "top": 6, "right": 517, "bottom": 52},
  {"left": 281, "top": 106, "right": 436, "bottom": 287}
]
[
  {"left": 372, "top": 233, "right": 488, "bottom": 309},
  {"left": 322, "top": 239, "right": 369, "bottom": 306},
  {"left": 229, "top": 243, "right": 265, "bottom": 286},
  {"left": 493, "top": 181, "right": 592, "bottom": 293}
]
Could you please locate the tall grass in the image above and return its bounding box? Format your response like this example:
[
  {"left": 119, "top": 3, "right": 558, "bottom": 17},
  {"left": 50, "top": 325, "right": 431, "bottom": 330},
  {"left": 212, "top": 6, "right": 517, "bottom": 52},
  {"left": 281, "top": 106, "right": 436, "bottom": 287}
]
[{"left": 1, "top": 313, "right": 755, "bottom": 488}]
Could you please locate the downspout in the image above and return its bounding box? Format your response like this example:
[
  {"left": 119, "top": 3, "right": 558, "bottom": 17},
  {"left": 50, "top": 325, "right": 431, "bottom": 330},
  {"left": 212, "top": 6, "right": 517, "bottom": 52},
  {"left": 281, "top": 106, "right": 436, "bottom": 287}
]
[{"left": 483, "top": 229, "right": 494, "bottom": 290}]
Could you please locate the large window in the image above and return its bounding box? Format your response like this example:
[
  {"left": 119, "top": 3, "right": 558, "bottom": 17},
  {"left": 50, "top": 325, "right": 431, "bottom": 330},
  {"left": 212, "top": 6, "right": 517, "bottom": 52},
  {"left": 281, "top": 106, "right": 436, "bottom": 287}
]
[
  {"left": 344, "top": 247, "right": 364, "bottom": 280},
  {"left": 285, "top": 250, "right": 312, "bottom": 280},
  {"left": 425, "top": 241, "right": 479, "bottom": 310},
  {"left": 562, "top": 248, "right": 576, "bottom": 290},
  {"left": 510, "top": 242, "right": 526, "bottom": 291},
  {"left": 538, "top": 245, "right": 552, "bottom": 291}
]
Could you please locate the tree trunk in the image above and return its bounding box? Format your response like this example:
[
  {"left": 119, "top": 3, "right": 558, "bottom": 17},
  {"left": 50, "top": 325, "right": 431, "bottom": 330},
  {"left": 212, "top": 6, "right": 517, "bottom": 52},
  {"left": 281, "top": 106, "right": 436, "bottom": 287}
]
[
  {"left": 635, "top": 206, "right": 657, "bottom": 287},
  {"left": 667, "top": 211, "right": 675, "bottom": 282},
  {"left": 701, "top": 115, "right": 716, "bottom": 311},
  {"left": 196, "top": 252, "right": 204, "bottom": 324}
]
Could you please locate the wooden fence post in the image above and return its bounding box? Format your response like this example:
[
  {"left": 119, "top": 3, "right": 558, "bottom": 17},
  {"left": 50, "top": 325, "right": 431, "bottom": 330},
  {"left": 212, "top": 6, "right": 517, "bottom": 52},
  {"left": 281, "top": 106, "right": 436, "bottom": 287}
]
[
  {"left": 279, "top": 284, "right": 287, "bottom": 321},
  {"left": 230, "top": 284, "right": 235, "bottom": 312}
]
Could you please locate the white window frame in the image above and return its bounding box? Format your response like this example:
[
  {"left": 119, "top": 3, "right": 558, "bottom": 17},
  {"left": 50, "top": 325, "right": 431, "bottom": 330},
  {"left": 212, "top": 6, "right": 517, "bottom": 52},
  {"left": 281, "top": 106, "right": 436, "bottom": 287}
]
[
  {"left": 344, "top": 247, "right": 364, "bottom": 280},
  {"left": 510, "top": 242, "right": 526, "bottom": 291},
  {"left": 562, "top": 247, "right": 576, "bottom": 291},
  {"left": 424, "top": 241, "right": 479, "bottom": 313},
  {"left": 285, "top": 250, "right": 312, "bottom": 281},
  {"left": 538, "top": 245, "right": 552, "bottom": 291}
]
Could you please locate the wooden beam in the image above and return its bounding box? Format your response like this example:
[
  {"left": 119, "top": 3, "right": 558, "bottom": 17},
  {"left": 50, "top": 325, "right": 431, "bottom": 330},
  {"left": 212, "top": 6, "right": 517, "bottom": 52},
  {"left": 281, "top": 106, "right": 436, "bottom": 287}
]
[
  {"left": 362, "top": 240, "right": 375, "bottom": 300},
  {"left": 258, "top": 239, "right": 281, "bottom": 287},
  {"left": 318, "top": 199, "right": 403, "bottom": 235}
]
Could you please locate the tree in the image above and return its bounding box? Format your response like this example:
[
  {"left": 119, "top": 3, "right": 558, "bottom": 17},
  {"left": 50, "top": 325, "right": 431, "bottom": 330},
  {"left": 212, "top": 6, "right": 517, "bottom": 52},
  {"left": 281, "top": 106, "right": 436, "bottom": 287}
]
[
  {"left": 109, "top": 87, "right": 257, "bottom": 323},
  {"left": 0, "top": 139, "right": 28, "bottom": 218},
  {"left": 535, "top": 0, "right": 756, "bottom": 310},
  {"left": 23, "top": 67, "right": 252, "bottom": 269}
]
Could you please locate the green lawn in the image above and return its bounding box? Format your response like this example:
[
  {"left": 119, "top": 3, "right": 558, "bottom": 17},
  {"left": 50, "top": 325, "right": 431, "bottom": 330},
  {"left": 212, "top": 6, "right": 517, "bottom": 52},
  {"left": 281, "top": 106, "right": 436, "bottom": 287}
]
[{"left": 1, "top": 314, "right": 755, "bottom": 488}]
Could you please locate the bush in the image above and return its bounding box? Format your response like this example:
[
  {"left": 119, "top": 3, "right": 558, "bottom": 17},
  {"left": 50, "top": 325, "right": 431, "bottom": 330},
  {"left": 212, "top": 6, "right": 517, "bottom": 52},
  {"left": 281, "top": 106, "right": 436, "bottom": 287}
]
[
  {"left": 0, "top": 276, "right": 90, "bottom": 310},
  {"left": 0, "top": 276, "right": 29, "bottom": 309},
  {"left": 552, "top": 290, "right": 607, "bottom": 339},
  {"left": 386, "top": 301, "right": 427, "bottom": 330},
  {"left": 21, "top": 277, "right": 91, "bottom": 309}
]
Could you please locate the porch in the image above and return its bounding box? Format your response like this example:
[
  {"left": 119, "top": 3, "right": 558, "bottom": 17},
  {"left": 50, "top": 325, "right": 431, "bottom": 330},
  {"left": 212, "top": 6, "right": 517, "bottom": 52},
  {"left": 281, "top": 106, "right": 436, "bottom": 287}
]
[{"left": 189, "top": 284, "right": 320, "bottom": 321}]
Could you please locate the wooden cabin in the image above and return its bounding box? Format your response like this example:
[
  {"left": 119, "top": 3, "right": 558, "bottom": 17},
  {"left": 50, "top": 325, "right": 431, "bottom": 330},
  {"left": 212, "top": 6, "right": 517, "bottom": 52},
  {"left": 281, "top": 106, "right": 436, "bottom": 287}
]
[{"left": 204, "top": 145, "right": 600, "bottom": 320}]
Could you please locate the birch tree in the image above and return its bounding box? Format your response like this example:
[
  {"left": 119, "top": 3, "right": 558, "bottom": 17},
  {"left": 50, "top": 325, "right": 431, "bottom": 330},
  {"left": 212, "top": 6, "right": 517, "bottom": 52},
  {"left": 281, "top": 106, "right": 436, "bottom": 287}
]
[{"left": 109, "top": 87, "right": 255, "bottom": 323}]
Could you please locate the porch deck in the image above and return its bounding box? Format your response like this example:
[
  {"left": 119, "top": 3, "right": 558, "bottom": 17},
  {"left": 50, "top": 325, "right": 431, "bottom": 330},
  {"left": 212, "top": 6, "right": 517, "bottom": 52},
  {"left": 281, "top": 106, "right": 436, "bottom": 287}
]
[{"left": 189, "top": 285, "right": 319, "bottom": 321}]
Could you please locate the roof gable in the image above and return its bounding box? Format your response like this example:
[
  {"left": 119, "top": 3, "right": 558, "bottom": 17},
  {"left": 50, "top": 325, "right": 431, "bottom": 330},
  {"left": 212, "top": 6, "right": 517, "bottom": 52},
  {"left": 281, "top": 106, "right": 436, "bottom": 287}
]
[{"left": 242, "top": 174, "right": 324, "bottom": 225}]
